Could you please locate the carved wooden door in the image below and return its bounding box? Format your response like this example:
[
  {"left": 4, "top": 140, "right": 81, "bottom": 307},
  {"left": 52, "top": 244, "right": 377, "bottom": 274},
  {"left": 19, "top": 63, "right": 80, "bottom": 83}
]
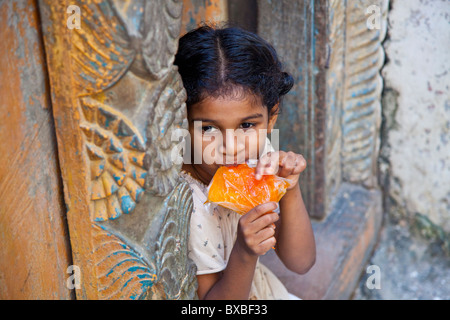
[{"left": 36, "top": 0, "right": 197, "bottom": 299}]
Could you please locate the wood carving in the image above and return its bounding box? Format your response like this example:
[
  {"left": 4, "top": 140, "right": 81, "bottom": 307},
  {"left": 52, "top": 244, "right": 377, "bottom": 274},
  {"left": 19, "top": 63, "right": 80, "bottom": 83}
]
[
  {"left": 70, "top": 0, "right": 186, "bottom": 197},
  {"left": 39, "top": 0, "right": 197, "bottom": 299},
  {"left": 92, "top": 179, "right": 196, "bottom": 300},
  {"left": 92, "top": 223, "right": 157, "bottom": 300},
  {"left": 326, "top": 0, "right": 388, "bottom": 212},
  {"left": 150, "top": 180, "right": 197, "bottom": 300},
  {"left": 340, "top": 0, "right": 388, "bottom": 188},
  {"left": 79, "top": 96, "right": 149, "bottom": 221}
]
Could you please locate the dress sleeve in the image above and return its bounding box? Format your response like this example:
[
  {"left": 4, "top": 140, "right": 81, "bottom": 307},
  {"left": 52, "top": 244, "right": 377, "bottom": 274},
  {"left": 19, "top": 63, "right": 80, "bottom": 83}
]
[{"left": 188, "top": 184, "right": 227, "bottom": 275}]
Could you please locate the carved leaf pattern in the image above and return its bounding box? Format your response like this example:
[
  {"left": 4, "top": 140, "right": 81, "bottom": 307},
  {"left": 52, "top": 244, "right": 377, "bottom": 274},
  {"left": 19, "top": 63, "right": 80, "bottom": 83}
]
[
  {"left": 93, "top": 223, "right": 157, "bottom": 300},
  {"left": 142, "top": 0, "right": 183, "bottom": 79},
  {"left": 145, "top": 67, "right": 188, "bottom": 196},
  {"left": 341, "top": 0, "right": 388, "bottom": 187},
  {"left": 79, "top": 96, "right": 150, "bottom": 221},
  {"left": 70, "top": 0, "right": 182, "bottom": 93},
  {"left": 70, "top": 0, "right": 134, "bottom": 96},
  {"left": 72, "top": 0, "right": 187, "bottom": 200},
  {"left": 153, "top": 179, "right": 198, "bottom": 299},
  {"left": 91, "top": 179, "right": 197, "bottom": 300}
]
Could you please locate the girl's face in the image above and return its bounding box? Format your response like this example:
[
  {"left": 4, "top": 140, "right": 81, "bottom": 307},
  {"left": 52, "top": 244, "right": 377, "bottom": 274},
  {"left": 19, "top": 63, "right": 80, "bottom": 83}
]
[{"left": 185, "top": 93, "right": 278, "bottom": 183}]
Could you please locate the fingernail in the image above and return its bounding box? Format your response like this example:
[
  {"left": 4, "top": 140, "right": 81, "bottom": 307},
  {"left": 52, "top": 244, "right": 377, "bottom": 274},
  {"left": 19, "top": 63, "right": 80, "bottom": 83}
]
[{"left": 273, "top": 202, "right": 280, "bottom": 214}]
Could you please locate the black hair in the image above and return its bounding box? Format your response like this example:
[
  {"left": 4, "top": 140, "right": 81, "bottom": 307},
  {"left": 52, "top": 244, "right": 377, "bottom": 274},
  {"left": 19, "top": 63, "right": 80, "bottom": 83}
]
[{"left": 174, "top": 25, "right": 294, "bottom": 114}]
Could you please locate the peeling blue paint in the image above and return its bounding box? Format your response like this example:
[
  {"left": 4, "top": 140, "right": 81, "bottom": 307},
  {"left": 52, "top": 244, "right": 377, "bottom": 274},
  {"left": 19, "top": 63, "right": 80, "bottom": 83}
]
[
  {"left": 110, "top": 183, "right": 119, "bottom": 194},
  {"left": 120, "top": 194, "right": 135, "bottom": 214},
  {"left": 108, "top": 138, "right": 123, "bottom": 153},
  {"left": 89, "top": 60, "right": 99, "bottom": 71},
  {"left": 95, "top": 54, "right": 107, "bottom": 68},
  {"left": 129, "top": 136, "right": 139, "bottom": 149},
  {"left": 135, "top": 187, "right": 144, "bottom": 201},
  {"left": 112, "top": 173, "right": 124, "bottom": 184},
  {"left": 109, "top": 205, "right": 121, "bottom": 219}
]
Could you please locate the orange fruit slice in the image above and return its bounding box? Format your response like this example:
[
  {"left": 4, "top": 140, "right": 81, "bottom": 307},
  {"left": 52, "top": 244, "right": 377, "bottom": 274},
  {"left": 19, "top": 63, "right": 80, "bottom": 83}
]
[{"left": 206, "top": 163, "right": 291, "bottom": 215}]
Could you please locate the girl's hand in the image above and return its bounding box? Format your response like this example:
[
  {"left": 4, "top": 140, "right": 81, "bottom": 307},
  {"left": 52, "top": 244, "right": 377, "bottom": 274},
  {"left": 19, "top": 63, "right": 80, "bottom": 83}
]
[
  {"left": 255, "top": 151, "right": 307, "bottom": 190},
  {"left": 236, "top": 202, "right": 279, "bottom": 257}
]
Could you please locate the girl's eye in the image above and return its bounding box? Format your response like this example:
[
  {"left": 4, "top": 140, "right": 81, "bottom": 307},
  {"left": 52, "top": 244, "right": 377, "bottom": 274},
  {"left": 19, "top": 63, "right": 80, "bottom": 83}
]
[
  {"left": 240, "top": 122, "right": 255, "bottom": 130},
  {"left": 202, "top": 126, "right": 218, "bottom": 133}
]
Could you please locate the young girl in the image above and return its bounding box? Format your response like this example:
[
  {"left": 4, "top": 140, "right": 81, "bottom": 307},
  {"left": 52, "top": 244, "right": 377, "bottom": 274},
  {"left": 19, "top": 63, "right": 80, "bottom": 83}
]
[{"left": 174, "top": 25, "right": 316, "bottom": 300}]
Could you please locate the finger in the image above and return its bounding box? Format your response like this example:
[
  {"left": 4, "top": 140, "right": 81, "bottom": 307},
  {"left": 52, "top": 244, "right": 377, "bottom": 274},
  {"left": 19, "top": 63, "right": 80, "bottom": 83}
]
[
  {"left": 256, "top": 152, "right": 281, "bottom": 179},
  {"left": 291, "top": 155, "right": 307, "bottom": 175},
  {"left": 255, "top": 226, "right": 276, "bottom": 243},
  {"left": 244, "top": 202, "right": 278, "bottom": 222},
  {"left": 257, "top": 236, "right": 277, "bottom": 255},
  {"left": 263, "top": 154, "right": 280, "bottom": 176},
  {"left": 281, "top": 153, "right": 307, "bottom": 177},
  {"left": 251, "top": 212, "right": 279, "bottom": 231},
  {"left": 255, "top": 152, "right": 276, "bottom": 179},
  {"left": 278, "top": 152, "right": 297, "bottom": 177}
]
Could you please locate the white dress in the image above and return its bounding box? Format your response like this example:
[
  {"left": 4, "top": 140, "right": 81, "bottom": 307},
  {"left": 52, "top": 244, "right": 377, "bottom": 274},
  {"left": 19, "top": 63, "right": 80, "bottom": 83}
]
[{"left": 181, "top": 170, "right": 292, "bottom": 300}]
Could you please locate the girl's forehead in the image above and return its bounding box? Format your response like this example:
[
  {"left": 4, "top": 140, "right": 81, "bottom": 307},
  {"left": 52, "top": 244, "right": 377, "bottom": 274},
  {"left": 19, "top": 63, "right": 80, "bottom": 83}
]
[{"left": 188, "top": 95, "right": 267, "bottom": 121}]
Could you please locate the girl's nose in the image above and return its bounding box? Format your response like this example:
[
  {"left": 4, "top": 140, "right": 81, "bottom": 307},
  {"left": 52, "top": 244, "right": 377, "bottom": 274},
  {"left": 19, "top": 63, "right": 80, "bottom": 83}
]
[{"left": 218, "top": 130, "right": 246, "bottom": 159}]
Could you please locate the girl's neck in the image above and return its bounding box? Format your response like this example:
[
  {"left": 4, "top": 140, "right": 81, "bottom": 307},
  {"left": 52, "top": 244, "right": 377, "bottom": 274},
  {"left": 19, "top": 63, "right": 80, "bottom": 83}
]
[{"left": 182, "top": 163, "right": 213, "bottom": 186}]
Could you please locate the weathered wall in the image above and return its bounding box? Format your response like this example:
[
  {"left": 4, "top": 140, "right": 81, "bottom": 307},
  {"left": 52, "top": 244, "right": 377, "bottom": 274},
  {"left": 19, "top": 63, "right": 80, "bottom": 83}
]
[
  {"left": 353, "top": 0, "right": 450, "bottom": 300},
  {"left": 380, "top": 0, "right": 450, "bottom": 233}
]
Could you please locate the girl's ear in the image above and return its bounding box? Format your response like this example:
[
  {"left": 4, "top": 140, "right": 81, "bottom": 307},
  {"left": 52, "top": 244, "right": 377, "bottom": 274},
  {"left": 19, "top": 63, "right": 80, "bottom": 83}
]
[{"left": 268, "top": 103, "right": 279, "bottom": 133}]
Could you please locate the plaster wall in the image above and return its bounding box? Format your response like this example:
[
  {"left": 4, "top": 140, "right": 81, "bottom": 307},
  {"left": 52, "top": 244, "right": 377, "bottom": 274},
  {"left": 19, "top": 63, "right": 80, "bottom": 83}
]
[{"left": 381, "top": 0, "right": 450, "bottom": 232}]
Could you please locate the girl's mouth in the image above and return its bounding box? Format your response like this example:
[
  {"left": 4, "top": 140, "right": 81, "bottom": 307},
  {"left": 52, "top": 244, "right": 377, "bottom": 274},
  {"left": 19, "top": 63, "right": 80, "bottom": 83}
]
[
  {"left": 223, "top": 161, "right": 240, "bottom": 167},
  {"left": 222, "top": 159, "right": 258, "bottom": 167}
]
